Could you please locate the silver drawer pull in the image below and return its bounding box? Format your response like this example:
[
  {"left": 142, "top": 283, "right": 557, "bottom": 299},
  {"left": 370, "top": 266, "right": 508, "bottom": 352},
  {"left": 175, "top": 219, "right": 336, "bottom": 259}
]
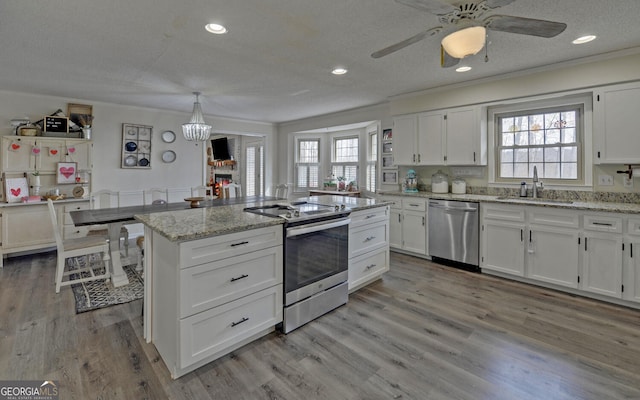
[
  {"left": 365, "top": 214, "right": 376, "bottom": 219},
  {"left": 364, "top": 236, "right": 376, "bottom": 242},
  {"left": 592, "top": 222, "right": 613, "bottom": 227},
  {"left": 230, "top": 274, "right": 249, "bottom": 282},
  {"left": 408, "top": 203, "right": 420, "bottom": 207},
  {"left": 231, "top": 317, "right": 249, "bottom": 327},
  {"left": 365, "top": 264, "right": 377, "bottom": 270},
  {"left": 230, "top": 241, "right": 249, "bottom": 247}
]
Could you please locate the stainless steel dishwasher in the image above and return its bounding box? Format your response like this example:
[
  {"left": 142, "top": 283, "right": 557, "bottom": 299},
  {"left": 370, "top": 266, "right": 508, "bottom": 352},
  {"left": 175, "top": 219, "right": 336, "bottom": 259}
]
[{"left": 428, "top": 199, "right": 479, "bottom": 269}]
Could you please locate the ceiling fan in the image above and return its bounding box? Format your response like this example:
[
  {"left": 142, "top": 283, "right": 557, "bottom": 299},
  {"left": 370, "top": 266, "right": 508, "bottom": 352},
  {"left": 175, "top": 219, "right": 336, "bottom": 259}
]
[{"left": 371, "top": 0, "right": 567, "bottom": 67}]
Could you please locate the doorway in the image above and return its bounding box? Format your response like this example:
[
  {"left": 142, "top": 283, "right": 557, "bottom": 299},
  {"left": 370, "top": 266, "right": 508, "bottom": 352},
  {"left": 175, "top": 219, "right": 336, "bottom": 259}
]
[{"left": 244, "top": 138, "right": 264, "bottom": 196}]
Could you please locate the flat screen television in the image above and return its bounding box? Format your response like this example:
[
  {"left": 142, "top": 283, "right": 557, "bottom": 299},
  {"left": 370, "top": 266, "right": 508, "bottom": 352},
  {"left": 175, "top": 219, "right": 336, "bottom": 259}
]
[{"left": 211, "top": 137, "right": 231, "bottom": 160}]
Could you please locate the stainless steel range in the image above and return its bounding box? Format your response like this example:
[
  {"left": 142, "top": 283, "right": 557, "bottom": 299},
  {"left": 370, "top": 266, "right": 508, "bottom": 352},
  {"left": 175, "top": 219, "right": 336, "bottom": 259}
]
[{"left": 244, "top": 201, "right": 351, "bottom": 333}]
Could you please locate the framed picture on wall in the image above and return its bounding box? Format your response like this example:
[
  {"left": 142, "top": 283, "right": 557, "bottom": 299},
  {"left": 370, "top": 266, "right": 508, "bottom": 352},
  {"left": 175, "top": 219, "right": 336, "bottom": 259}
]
[{"left": 57, "top": 162, "right": 77, "bottom": 184}]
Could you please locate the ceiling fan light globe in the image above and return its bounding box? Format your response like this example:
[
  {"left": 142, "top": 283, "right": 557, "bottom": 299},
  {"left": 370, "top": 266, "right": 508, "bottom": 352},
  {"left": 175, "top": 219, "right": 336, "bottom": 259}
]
[{"left": 441, "top": 26, "right": 486, "bottom": 58}]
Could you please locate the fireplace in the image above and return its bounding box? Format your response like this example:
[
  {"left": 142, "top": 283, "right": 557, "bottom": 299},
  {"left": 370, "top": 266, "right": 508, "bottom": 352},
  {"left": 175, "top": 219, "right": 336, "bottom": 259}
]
[{"left": 214, "top": 174, "right": 232, "bottom": 184}]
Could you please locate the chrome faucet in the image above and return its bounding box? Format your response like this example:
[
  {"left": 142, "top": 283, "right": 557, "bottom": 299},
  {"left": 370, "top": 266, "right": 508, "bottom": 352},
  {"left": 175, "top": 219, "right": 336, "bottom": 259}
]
[{"left": 532, "top": 166, "right": 543, "bottom": 198}]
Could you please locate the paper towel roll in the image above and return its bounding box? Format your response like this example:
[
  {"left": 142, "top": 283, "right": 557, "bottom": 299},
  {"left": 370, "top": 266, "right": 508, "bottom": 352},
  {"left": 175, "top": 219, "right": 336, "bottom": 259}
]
[{"left": 632, "top": 167, "right": 640, "bottom": 178}]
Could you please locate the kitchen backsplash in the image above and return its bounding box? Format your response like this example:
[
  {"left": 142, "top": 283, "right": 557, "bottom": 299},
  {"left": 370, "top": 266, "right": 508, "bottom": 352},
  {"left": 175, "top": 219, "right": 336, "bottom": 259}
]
[{"left": 412, "top": 184, "right": 640, "bottom": 204}]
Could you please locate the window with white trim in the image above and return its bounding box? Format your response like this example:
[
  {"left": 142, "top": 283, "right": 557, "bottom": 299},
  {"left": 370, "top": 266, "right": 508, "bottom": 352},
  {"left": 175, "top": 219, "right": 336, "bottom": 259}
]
[
  {"left": 295, "top": 138, "right": 320, "bottom": 190},
  {"left": 331, "top": 136, "right": 358, "bottom": 184},
  {"left": 496, "top": 104, "right": 583, "bottom": 182},
  {"left": 366, "top": 131, "right": 377, "bottom": 192}
]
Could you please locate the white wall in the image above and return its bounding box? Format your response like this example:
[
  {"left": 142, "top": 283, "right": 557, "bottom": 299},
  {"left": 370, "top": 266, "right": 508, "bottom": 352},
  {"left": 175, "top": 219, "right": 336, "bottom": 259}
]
[{"left": 0, "top": 91, "right": 277, "bottom": 194}]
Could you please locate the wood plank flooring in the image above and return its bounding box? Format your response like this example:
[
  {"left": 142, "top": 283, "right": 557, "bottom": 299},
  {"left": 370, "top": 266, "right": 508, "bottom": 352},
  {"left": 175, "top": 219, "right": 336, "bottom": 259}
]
[{"left": 1, "top": 250, "right": 639, "bottom": 399}]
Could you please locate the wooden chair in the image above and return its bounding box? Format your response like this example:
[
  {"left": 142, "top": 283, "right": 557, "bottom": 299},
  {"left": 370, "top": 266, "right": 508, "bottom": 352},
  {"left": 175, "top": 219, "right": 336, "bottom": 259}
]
[
  {"left": 88, "top": 190, "right": 129, "bottom": 257},
  {"left": 48, "top": 199, "right": 111, "bottom": 293},
  {"left": 144, "top": 188, "right": 169, "bottom": 205},
  {"left": 273, "top": 183, "right": 289, "bottom": 199},
  {"left": 222, "top": 183, "right": 241, "bottom": 198}
]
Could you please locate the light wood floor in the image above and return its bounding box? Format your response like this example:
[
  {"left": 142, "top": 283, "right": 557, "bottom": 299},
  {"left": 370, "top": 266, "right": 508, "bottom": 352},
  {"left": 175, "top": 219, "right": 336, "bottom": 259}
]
[{"left": 1, "top": 250, "right": 640, "bottom": 399}]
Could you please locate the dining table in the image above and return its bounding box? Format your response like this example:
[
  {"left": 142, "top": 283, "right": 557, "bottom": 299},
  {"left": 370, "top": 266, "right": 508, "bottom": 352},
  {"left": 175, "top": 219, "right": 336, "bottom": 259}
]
[{"left": 69, "top": 196, "right": 278, "bottom": 287}]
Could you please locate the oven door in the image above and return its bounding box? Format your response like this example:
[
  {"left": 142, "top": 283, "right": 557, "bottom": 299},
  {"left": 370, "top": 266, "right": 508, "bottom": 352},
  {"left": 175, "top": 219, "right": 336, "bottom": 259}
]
[{"left": 284, "top": 217, "right": 350, "bottom": 306}]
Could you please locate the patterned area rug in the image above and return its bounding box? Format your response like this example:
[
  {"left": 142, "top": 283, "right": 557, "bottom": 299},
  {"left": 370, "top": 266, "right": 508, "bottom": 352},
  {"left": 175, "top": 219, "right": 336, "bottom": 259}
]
[{"left": 71, "top": 260, "right": 144, "bottom": 314}]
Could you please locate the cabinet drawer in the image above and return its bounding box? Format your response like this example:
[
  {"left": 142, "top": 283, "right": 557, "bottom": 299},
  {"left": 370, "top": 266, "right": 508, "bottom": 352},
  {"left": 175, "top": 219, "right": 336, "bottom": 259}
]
[
  {"left": 179, "top": 284, "right": 283, "bottom": 368},
  {"left": 483, "top": 204, "right": 525, "bottom": 222},
  {"left": 583, "top": 214, "right": 623, "bottom": 233},
  {"left": 402, "top": 199, "right": 427, "bottom": 212},
  {"left": 63, "top": 225, "right": 91, "bottom": 239},
  {"left": 63, "top": 202, "right": 90, "bottom": 225},
  {"left": 179, "top": 246, "right": 283, "bottom": 317},
  {"left": 349, "top": 247, "right": 389, "bottom": 290},
  {"left": 349, "top": 221, "right": 388, "bottom": 258},
  {"left": 384, "top": 196, "right": 403, "bottom": 210},
  {"left": 350, "top": 206, "right": 388, "bottom": 228},
  {"left": 528, "top": 208, "right": 579, "bottom": 228},
  {"left": 179, "top": 225, "right": 283, "bottom": 268}
]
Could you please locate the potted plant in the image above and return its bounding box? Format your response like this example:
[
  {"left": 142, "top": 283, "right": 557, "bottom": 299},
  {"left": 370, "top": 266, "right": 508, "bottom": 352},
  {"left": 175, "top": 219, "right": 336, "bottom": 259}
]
[{"left": 337, "top": 176, "right": 346, "bottom": 191}]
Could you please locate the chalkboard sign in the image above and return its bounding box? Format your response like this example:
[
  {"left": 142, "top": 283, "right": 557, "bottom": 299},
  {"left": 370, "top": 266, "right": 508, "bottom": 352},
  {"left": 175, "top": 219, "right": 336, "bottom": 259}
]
[{"left": 44, "top": 116, "right": 68, "bottom": 133}]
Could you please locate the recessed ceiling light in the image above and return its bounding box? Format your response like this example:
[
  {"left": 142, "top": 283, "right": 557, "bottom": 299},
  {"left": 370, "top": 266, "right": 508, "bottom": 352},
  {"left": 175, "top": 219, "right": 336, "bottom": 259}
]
[
  {"left": 331, "top": 67, "right": 348, "bottom": 75},
  {"left": 572, "top": 35, "right": 596, "bottom": 44},
  {"left": 205, "top": 23, "right": 228, "bottom": 34},
  {"left": 456, "top": 66, "right": 472, "bottom": 72}
]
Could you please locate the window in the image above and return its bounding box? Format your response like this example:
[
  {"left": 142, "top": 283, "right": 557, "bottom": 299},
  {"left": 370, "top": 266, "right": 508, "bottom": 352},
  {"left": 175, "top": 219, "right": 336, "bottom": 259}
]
[
  {"left": 366, "top": 131, "right": 377, "bottom": 192},
  {"left": 245, "top": 142, "right": 264, "bottom": 196},
  {"left": 496, "top": 104, "right": 582, "bottom": 182},
  {"left": 295, "top": 139, "right": 320, "bottom": 190},
  {"left": 332, "top": 136, "right": 358, "bottom": 184}
]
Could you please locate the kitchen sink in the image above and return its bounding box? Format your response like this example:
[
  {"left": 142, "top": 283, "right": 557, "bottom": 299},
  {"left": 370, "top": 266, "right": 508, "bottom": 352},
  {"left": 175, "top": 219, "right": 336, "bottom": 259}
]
[{"left": 496, "top": 196, "right": 574, "bottom": 204}]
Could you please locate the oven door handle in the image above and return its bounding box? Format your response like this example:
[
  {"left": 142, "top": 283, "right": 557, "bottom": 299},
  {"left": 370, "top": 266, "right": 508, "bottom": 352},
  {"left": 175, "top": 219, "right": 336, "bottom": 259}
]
[{"left": 286, "top": 217, "right": 351, "bottom": 237}]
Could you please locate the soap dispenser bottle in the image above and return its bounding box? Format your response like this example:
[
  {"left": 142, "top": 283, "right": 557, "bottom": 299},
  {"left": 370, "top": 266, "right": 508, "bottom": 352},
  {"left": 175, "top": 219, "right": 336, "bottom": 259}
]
[{"left": 520, "top": 181, "right": 528, "bottom": 197}]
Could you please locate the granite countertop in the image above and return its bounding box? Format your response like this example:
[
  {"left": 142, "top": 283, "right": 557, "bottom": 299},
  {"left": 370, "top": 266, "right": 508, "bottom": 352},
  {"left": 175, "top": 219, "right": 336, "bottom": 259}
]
[
  {"left": 135, "top": 195, "right": 391, "bottom": 242},
  {"left": 378, "top": 191, "right": 640, "bottom": 215}
]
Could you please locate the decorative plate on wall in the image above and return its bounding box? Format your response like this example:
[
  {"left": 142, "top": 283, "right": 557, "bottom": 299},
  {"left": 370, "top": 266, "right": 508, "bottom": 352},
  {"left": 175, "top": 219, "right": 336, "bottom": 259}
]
[
  {"left": 161, "top": 130, "right": 176, "bottom": 143},
  {"left": 162, "top": 150, "right": 176, "bottom": 163}
]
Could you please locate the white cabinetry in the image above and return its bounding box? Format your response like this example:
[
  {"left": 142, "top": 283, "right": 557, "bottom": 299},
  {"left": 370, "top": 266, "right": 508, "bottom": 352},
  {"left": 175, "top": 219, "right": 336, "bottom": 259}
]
[
  {"left": 149, "top": 225, "right": 283, "bottom": 379},
  {"left": 593, "top": 82, "right": 640, "bottom": 164},
  {"left": 581, "top": 214, "right": 623, "bottom": 297},
  {"left": 384, "top": 196, "right": 428, "bottom": 256},
  {"left": 348, "top": 206, "right": 390, "bottom": 292},
  {"left": 527, "top": 208, "right": 580, "bottom": 288},
  {"left": 481, "top": 204, "right": 526, "bottom": 276},
  {"left": 392, "top": 106, "right": 485, "bottom": 166},
  {"left": 625, "top": 218, "right": 640, "bottom": 303}
]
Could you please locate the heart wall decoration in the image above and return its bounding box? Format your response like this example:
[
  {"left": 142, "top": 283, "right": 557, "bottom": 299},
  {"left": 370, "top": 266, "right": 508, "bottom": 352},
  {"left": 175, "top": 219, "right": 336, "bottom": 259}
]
[
  {"left": 32, "top": 146, "right": 41, "bottom": 155},
  {"left": 4, "top": 177, "right": 29, "bottom": 203},
  {"left": 8, "top": 142, "right": 21, "bottom": 152},
  {"left": 49, "top": 147, "right": 59, "bottom": 157},
  {"left": 56, "top": 161, "right": 77, "bottom": 184}
]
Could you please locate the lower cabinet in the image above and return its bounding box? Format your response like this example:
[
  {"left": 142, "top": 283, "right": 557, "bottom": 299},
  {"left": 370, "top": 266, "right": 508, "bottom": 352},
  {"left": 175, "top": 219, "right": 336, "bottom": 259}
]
[
  {"left": 149, "top": 225, "right": 284, "bottom": 379},
  {"left": 0, "top": 200, "right": 89, "bottom": 268},
  {"left": 482, "top": 204, "right": 638, "bottom": 307},
  {"left": 348, "top": 206, "right": 390, "bottom": 292},
  {"left": 383, "top": 196, "right": 428, "bottom": 257}
]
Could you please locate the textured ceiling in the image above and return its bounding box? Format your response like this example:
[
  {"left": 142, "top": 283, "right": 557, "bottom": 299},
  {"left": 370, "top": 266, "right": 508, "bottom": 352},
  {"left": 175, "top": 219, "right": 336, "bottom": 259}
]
[{"left": 1, "top": 0, "right": 640, "bottom": 124}]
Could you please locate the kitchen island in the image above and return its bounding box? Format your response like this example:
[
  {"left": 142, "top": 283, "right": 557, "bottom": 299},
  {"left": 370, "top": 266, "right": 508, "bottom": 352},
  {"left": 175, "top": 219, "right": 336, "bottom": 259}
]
[{"left": 135, "top": 195, "right": 391, "bottom": 378}]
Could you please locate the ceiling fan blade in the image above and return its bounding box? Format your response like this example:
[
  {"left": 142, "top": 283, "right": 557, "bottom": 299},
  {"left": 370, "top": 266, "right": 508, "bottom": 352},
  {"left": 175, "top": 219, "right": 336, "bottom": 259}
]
[
  {"left": 484, "top": 0, "right": 518, "bottom": 9},
  {"left": 485, "top": 15, "right": 567, "bottom": 38},
  {"left": 394, "top": 0, "right": 456, "bottom": 15},
  {"left": 371, "top": 27, "right": 442, "bottom": 58},
  {"left": 440, "top": 45, "right": 460, "bottom": 68}
]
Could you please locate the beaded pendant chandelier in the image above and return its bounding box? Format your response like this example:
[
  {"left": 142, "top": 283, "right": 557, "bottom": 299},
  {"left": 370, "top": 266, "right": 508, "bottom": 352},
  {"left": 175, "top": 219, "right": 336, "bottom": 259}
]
[{"left": 182, "top": 92, "right": 212, "bottom": 141}]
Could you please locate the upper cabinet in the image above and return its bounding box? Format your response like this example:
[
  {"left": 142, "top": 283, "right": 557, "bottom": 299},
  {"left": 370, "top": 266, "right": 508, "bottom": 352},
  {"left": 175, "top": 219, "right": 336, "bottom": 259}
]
[
  {"left": 392, "top": 106, "right": 486, "bottom": 166},
  {"left": 593, "top": 82, "right": 640, "bottom": 164}
]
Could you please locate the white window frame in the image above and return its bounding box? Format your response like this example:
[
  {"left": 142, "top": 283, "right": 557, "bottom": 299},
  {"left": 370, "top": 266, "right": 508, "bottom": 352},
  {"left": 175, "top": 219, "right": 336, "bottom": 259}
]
[
  {"left": 294, "top": 137, "right": 321, "bottom": 191},
  {"left": 366, "top": 130, "right": 377, "bottom": 192},
  {"left": 331, "top": 134, "right": 359, "bottom": 186},
  {"left": 487, "top": 93, "right": 593, "bottom": 189}
]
